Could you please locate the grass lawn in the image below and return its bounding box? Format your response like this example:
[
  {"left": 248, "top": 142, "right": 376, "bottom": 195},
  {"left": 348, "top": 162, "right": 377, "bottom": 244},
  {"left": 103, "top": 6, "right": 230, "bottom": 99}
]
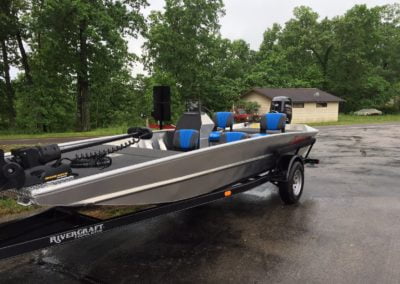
[
  {"left": 309, "top": 114, "right": 400, "bottom": 126},
  {"left": 0, "top": 114, "right": 399, "bottom": 141},
  {"left": 0, "top": 126, "right": 128, "bottom": 140},
  {"left": 78, "top": 205, "right": 147, "bottom": 220},
  {"left": 0, "top": 144, "right": 32, "bottom": 152},
  {"left": 0, "top": 195, "right": 143, "bottom": 220},
  {"left": 0, "top": 195, "right": 40, "bottom": 217}
]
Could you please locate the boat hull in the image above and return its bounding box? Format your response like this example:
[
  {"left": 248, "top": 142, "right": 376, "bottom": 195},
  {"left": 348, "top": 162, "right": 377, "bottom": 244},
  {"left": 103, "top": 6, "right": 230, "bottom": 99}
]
[{"left": 14, "top": 125, "right": 317, "bottom": 206}]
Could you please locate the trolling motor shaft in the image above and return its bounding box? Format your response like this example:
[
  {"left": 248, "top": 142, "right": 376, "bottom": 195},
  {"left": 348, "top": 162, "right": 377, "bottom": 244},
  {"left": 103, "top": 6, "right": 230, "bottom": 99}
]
[{"left": 0, "top": 127, "right": 153, "bottom": 192}]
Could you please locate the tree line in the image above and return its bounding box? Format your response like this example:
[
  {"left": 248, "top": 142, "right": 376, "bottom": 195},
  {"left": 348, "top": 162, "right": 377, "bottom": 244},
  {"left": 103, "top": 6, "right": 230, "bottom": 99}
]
[{"left": 0, "top": 0, "right": 399, "bottom": 132}]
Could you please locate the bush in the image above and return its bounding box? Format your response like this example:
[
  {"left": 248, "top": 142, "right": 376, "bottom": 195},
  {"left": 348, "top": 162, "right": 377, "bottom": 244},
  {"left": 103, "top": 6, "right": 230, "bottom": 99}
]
[
  {"left": 237, "top": 100, "right": 261, "bottom": 114},
  {"left": 377, "top": 105, "right": 400, "bottom": 114}
]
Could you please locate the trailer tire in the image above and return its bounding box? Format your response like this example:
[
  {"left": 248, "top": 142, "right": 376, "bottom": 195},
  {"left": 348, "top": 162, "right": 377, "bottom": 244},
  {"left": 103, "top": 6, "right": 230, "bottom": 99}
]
[{"left": 278, "top": 161, "right": 304, "bottom": 204}]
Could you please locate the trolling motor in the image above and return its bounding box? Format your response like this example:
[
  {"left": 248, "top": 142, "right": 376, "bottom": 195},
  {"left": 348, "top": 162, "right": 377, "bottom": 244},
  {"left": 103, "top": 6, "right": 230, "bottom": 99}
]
[{"left": 0, "top": 127, "right": 153, "bottom": 192}]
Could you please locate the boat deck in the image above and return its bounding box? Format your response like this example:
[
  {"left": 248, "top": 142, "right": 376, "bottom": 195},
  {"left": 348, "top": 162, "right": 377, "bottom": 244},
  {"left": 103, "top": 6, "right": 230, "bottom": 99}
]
[
  {"left": 61, "top": 126, "right": 304, "bottom": 180},
  {"left": 62, "top": 146, "right": 180, "bottom": 179}
]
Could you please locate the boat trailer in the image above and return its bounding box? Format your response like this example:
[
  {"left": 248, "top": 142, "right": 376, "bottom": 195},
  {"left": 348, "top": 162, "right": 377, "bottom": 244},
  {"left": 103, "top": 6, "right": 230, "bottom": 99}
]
[{"left": 0, "top": 138, "right": 318, "bottom": 261}]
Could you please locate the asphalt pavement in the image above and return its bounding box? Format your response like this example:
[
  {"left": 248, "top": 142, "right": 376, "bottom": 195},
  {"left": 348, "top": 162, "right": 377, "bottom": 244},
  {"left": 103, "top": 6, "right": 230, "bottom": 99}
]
[{"left": 0, "top": 123, "right": 400, "bottom": 283}]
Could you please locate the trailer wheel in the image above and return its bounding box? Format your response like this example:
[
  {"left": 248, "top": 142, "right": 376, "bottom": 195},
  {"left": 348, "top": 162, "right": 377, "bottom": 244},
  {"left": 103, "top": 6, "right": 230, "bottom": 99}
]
[{"left": 278, "top": 161, "right": 304, "bottom": 204}]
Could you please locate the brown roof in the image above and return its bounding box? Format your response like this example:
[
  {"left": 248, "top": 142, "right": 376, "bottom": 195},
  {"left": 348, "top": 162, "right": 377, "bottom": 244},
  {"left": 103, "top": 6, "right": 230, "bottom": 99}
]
[{"left": 243, "top": 88, "right": 344, "bottom": 103}]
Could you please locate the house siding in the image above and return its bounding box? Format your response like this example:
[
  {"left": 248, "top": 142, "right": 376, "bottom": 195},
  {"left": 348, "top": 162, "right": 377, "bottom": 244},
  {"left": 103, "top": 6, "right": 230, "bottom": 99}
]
[
  {"left": 242, "top": 91, "right": 339, "bottom": 123},
  {"left": 242, "top": 92, "right": 271, "bottom": 114},
  {"left": 291, "top": 102, "right": 339, "bottom": 123}
]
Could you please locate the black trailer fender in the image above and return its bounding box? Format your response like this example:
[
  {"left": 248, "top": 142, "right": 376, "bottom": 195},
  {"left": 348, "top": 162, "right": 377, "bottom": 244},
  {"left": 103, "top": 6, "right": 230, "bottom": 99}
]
[{"left": 275, "top": 154, "right": 304, "bottom": 182}]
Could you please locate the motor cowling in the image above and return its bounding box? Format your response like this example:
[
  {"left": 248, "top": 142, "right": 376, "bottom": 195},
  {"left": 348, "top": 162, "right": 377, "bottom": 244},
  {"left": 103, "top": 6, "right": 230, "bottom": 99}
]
[{"left": 270, "top": 96, "right": 293, "bottom": 124}]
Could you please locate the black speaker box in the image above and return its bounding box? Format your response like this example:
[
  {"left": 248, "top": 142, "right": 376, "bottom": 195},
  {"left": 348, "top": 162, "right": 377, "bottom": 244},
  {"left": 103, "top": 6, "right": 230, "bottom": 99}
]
[{"left": 152, "top": 86, "right": 171, "bottom": 121}]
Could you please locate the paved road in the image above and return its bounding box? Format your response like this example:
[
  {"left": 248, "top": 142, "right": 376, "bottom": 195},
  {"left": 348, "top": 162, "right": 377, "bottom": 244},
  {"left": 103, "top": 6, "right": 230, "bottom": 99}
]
[{"left": 1, "top": 124, "right": 400, "bottom": 283}]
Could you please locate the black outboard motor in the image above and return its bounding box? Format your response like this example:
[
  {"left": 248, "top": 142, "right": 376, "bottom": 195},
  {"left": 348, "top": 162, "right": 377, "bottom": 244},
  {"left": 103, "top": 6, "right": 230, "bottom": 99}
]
[{"left": 270, "top": 96, "right": 293, "bottom": 124}]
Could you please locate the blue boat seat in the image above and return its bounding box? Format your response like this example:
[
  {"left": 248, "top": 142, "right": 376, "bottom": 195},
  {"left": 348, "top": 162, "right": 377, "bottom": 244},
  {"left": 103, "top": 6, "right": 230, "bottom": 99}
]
[
  {"left": 260, "top": 113, "right": 287, "bottom": 134},
  {"left": 220, "top": 132, "right": 248, "bottom": 143},
  {"left": 209, "top": 112, "right": 234, "bottom": 142},
  {"left": 173, "top": 129, "right": 200, "bottom": 151},
  {"left": 214, "top": 112, "right": 234, "bottom": 130},
  {"left": 208, "top": 131, "right": 222, "bottom": 142}
]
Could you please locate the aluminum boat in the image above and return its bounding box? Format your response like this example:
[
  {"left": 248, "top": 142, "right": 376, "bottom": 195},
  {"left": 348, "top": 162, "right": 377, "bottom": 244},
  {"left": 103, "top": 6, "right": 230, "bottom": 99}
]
[{"left": 2, "top": 112, "right": 318, "bottom": 207}]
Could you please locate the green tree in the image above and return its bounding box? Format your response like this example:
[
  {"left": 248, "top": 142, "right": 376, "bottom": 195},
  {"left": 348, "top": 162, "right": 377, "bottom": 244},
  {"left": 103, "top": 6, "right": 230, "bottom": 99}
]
[
  {"left": 143, "top": 0, "right": 225, "bottom": 105},
  {"left": 0, "top": 0, "right": 19, "bottom": 125},
  {"left": 0, "top": 0, "right": 33, "bottom": 128},
  {"left": 27, "top": 0, "right": 148, "bottom": 131},
  {"left": 328, "top": 5, "right": 390, "bottom": 110},
  {"left": 205, "top": 37, "right": 255, "bottom": 110},
  {"left": 2, "top": 1, "right": 400, "bottom": 133},
  {"left": 255, "top": 6, "right": 333, "bottom": 89}
]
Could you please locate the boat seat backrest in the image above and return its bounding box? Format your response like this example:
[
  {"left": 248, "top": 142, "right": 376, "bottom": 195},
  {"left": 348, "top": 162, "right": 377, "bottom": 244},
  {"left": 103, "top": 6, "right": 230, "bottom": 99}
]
[
  {"left": 173, "top": 129, "right": 200, "bottom": 151},
  {"left": 260, "top": 113, "right": 287, "bottom": 133},
  {"left": 213, "top": 112, "right": 234, "bottom": 131},
  {"left": 209, "top": 112, "right": 234, "bottom": 143},
  {"left": 220, "top": 132, "right": 248, "bottom": 143}
]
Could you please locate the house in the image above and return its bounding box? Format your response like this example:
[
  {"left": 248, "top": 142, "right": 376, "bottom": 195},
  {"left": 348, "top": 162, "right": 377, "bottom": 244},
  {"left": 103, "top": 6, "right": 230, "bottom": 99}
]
[{"left": 242, "top": 88, "right": 344, "bottom": 123}]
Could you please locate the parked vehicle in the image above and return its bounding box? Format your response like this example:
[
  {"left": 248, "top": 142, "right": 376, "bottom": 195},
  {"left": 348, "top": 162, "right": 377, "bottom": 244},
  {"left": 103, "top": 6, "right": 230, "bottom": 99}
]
[{"left": 234, "top": 108, "right": 253, "bottom": 122}]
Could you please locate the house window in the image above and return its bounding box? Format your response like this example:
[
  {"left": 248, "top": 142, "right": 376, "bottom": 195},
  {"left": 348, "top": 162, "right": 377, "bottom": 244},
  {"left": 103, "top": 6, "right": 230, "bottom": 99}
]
[
  {"left": 316, "top": 102, "right": 327, "bottom": 108},
  {"left": 293, "top": 103, "right": 304, "bottom": 108}
]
